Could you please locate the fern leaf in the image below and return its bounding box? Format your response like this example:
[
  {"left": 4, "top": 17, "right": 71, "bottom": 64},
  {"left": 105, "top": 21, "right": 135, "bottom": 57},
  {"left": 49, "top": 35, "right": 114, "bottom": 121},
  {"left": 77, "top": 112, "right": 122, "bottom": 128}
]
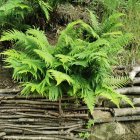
[
  {"left": 97, "top": 85, "right": 133, "bottom": 108},
  {"left": 83, "top": 91, "right": 96, "bottom": 114},
  {"left": 48, "top": 86, "right": 61, "bottom": 101},
  {"left": 55, "top": 54, "right": 74, "bottom": 64},
  {"left": 88, "top": 9, "right": 100, "bottom": 32},
  {"left": 110, "top": 33, "right": 133, "bottom": 48},
  {"left": 101, "top": 13, "right": 125, "bottom": 34},
  {"left": 0, "top": 29, "right": 26, "bottom": 42},
  {"left": 104, "top": 76, "right": 130, "bottom": 88},
  {"left": 21, "top": 82, "right": 40, "bottom": 96},
  {"left": 38, "top": 0, "right": 52, "bottom": 20},
  {"left": 48, "top": 69, "right": 74, "bottom": 85},
  {"left": 26, "top": 28, "right": 51, "bottom": 49},
  {"left": 34, "top": 49, "right": 55, "bottom": 67}
]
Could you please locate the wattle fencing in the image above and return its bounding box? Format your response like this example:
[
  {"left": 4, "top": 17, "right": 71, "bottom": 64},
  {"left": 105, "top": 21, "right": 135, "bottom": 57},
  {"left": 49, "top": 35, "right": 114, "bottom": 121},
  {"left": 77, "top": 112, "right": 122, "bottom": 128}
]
[{"left": 0, "top": 66, "right": 140, "bottom": 139}]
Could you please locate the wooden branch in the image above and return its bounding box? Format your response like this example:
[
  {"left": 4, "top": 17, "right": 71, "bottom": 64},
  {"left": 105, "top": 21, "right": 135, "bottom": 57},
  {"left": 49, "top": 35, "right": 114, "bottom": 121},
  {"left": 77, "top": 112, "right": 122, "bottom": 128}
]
[
  {"left": 3, "top": 135, "right": 81, "bottom": 140},
  {"left": 3, "top": 136, "right": 60, "bottom": 140},
  {"left": 1, "top": 125, "right": 64, "bottom": 135},
  {"left": 1, "top": 100, "right": 50, "bottom": 105},
  {"left": 0, "top": 132, "right": 6, "bottom": 137},
  {"left": 0, "top": 108, "right": 49, "bottom": 113},
  {"left": 15, "top": 112, "right": 58, "bottom": 118},
  {"left": 115, "top": 115, "right": 140, "bottom": 122},
  {"left": 133, "top": 77, "right": 140, "bottom": 84},
  {"left": 2, "top": 123, "right": 84, "bottom": 132},
  {"left": 65, "top": 124, "right": 83, "bottom": 133},
  {"left": 116, "top": 87, "right": 140, "bottom": 95},
  {"left": 133, "top": 98, "right": 140, "bottom": 106},
  {"left": 129, "top": 66, "right": 140, "bottom": 80},
  {"left": 113, "top": 107, "right": 140, "bottom": 117},
  {"left": 0, "top": 88, "right": 20, "bottom": 94}
]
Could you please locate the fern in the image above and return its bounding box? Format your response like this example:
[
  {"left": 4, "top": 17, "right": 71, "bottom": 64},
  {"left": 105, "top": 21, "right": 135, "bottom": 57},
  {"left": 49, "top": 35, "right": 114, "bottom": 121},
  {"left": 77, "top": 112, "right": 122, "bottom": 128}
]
[
  {"left": 38, "top": 0, "right": 52, "bottom": 21},
  {"left": 47, "top": 69, "right": 74, "bottom": 86},
  {"left": 104, "top": 76, "right": 130, "bottom": 89},
  {"left": 1, "top": 12, "right": 133, "bottom": 113}
]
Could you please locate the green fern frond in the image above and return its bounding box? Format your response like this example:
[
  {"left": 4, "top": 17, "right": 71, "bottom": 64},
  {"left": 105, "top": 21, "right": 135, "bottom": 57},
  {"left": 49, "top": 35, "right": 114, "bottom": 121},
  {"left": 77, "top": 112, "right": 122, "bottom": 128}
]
[
  {"left": 34, "top": 49, "right": 55, "bottom": 67},
  {"left": 38, "top": 0, "right": 52, "bottom": 20},
  {"left": 101, "top": 13, "right": 125, "bottom": 34},
  {"left": 83, "top": 91, "right": 96, "bottom": 114},
  {"left": 88, "top": 9, "right": 100, "bottom": 32},
  {"left": 79, "top": 20, "right": 99, "bottom": 39},
  {"left": 102, "top": 31, "right": 123, "bottom": 37},
  {"left": 26, "top": 28, "right": 50, "bottom": 48},
  {"left": 104, "top": 76, "right": 130, "bottom": 88},
  {"left": 110, "top": 33, "right": 133, "bottom": 48},
  {"left": 21, "top": 82, "right": 41, "bottom": 96},
  {"left": 0, "top": 29, "right": 26, "bottom": 42},
  {"left": 55, "top": 54, "right": 75, "bottom": 64},
  {"left": 97, "top": 85, "right": 133, "bottom": 108},
  {"left": 48, "top": 85, "right": 62, "bottom": 101},
  {"left": 48, "top": 69, "right": 74, "bottom": 85}
]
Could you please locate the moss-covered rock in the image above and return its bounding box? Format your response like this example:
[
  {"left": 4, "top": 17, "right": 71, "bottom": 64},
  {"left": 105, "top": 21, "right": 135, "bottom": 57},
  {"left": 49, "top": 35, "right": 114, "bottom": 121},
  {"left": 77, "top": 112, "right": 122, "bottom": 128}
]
[{"left": 89, "top": 122, "right": 140, "bottom": 140}]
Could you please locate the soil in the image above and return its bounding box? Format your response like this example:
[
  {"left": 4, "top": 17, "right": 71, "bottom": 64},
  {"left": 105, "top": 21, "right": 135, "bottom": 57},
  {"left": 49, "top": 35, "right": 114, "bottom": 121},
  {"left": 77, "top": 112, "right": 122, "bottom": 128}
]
[{"left": 0, "top": 61, "right": 16, "bottom": 89}]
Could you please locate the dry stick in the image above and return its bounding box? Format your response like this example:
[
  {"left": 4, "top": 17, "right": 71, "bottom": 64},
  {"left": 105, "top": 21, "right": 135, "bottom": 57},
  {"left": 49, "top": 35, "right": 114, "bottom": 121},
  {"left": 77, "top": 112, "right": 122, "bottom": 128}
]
[
  {"left": 1, "top": 100, "right": 51, "bottom": 105},
  {"left": 0, "top": 132, "right": 6, "bottom": 137},
  {"left": 115, "top": 115, "right": 140, "bottom": 122},
  {"left": 0, "top": 88, "right": 20, "bottom": 94},
  {"left": 0, "top": 121, "right": 61, "bottom": 127},
  {"left": 4, "top": 129, "right": 23, "bottom": 134},
  {"left": 0, "top": 109, "right": 48, "bottom": 113},
  {"left": 0, "top": 115, "right": 24, "bottom": 119},
  {"left": 0, "top": 124, "right": 83, "bottom": 135},
  {"left": 113, "top": 107, "right": 140, "bottom": 117},
  {"left": 0, "top": 125, "right": 65, "bottom": 135},
  {"left": 65, "top": 124, "right": 83, "bottom": 133},
  {"left": 1, "top": 124, "right": 50, "bottom": 129},
  {"left": 0, "top": 103, "right": 58, "bottom": 110},
  {"left": 47, "top": 111, "right": 60, "bottom": 117},
  {"left": 3, "top": 136, "right": 61, "bottom": 140},
  {"left": 133, "top": 77, "right": 140, "bottom": 84},
  {"left": 59, "top": 97, "right": 63, "bottom": 115},
  {"left": 133, "top": 98, "right": 140, "bottom": 106},
  {"left": 129, "top": 66, "right": 140, "bottom": 80},
  {"left": 2, "top": 123, "right": 84, "bottom": 130},
  {"left": 15, "top": 111, "right": 89, "bottom": 119},
  {"left": 15, "top": 112, "right": 57, "bottom": 118},
  {"left": 116, "top": 87, "right": 140, "bottom": 95},
  {"left": 0, "top": 99, "right": 80, "bottom": 108},
  {"left": 0, "top": 94, "right": 76, "bottom": 100},
  {"left": 38, "top": 123, "right": 84, "bottom": 130},
  {"left": 3, "top": 135, "right": 82, "bottom": 140}
]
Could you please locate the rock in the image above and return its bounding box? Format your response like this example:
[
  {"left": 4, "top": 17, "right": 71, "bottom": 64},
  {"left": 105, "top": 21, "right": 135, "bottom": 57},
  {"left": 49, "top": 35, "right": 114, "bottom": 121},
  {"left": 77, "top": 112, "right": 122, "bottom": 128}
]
[
  {"left": 89, "top": 122, "right": 140, "bottom": 140},
  {"left": 92, "top": 110, "right": 113, "bottom": 123}
]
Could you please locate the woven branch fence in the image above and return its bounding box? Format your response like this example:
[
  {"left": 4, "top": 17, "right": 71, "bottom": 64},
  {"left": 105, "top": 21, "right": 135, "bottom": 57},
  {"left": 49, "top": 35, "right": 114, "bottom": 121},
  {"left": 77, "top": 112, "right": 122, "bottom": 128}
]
[{"left": 0, "top": 66, "right": 140, "bottom": 139}]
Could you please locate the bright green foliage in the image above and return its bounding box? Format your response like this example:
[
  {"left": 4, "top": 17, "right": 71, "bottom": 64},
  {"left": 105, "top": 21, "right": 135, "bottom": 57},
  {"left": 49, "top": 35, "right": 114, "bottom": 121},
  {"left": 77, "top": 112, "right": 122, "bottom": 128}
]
[
  {"left": 104, "top": 76, "right": 130, "bottom": 89},
  {"left": 1, "top": 13, "right": 133, "bottom": 113}
]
